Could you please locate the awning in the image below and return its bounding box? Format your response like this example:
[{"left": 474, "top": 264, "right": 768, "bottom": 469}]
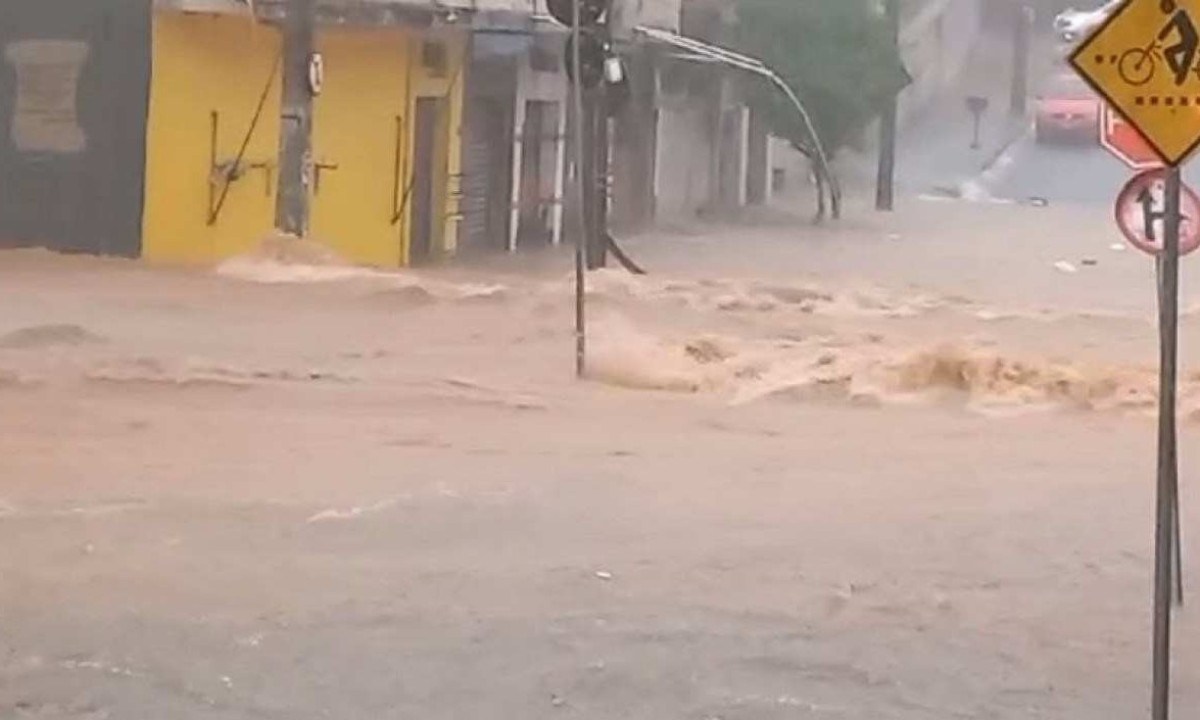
[{"left": 632, "top": 25, "right": 840, "bottom": 220}]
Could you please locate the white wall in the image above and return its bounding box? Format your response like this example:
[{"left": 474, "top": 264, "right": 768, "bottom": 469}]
[{"left": 654, "top": 99, "right": 714, "bottom": 222}]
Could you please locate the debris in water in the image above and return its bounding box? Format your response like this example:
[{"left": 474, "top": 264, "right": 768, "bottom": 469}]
[
  {"left": 1053, "top": 261, "right": 1079, "bottom": 274},
  {"left": 1110, "top": 243, "right": 1127, "bottom": 252},
  {"left": 1081, "top": 258, "right": 1098, "bottom": 267},
  {"left": 595, "top": 570, "right": 614, "bottom": 581}
]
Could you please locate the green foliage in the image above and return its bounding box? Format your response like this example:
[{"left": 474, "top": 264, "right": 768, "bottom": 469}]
[{"left": 735, "top": 0, "right": 908, "bottom": 156}]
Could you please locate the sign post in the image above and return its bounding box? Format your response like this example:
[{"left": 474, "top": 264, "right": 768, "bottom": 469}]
[
  {"left": 1069, "top": 1, "right": 1199, "bottom": 717},
  {"left": 1151, "top": 165, "right": 1181, "bottom": 720},
  {"left": 966, "top": 96, "right": 989, "bottom": 149}
]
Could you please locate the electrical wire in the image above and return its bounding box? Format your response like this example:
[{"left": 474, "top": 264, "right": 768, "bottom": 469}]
[{"left": 208, "top": 51, "right": 281, "bottom": 225}]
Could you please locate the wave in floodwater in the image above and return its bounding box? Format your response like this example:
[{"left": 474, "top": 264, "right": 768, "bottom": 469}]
[
  {"left": 576, "top": 269, "right": 1171, "bottom": 327},
  {"left": 584, "top": 314, "right": 1200, "bottom": 420},
  {"left": 215, "top": 233, "right": 507, "bottom": 302},
  {"left": 580, "top": 269, "right": 956, "bottom": 320}
]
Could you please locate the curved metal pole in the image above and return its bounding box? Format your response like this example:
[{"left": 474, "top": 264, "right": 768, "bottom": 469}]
[
  {"left": 632, "top": 27, "right": 842, "bottom": 223},
  {"left": 771, "top": 75, "right": 840, "bottom": 221}
]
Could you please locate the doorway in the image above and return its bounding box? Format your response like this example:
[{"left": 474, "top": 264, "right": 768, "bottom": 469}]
[
  {"left": 516, "top": 100, "right": 557, "bottom": 248},
  {"left": 461, "top": 95, "right": 514, "bottom": 252},
  {"left": 409, "top": 95, "right": 448, "bottom": 264}
]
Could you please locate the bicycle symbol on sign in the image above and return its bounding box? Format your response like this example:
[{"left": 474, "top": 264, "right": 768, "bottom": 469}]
[{"left": 1118, "top": 0, "right": 1200, "bottom": 87}]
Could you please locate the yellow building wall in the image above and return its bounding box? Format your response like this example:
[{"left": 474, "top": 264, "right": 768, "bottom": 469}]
[
  {"left": 141, "top": 14, "right": 465, "bottom": 268},
  {"left": 310, "top": 29, "right": 410, "bottom": 267},
  {"left": 142, "top": 12, "right": 282, "bottom": 264}
]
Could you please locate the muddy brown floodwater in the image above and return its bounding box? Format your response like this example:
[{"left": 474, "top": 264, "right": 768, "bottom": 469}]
[{"left": 0, "top": 200, "right": 1197, "bottom": 719}]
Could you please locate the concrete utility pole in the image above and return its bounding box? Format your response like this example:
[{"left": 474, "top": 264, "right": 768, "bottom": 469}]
[
  {"left": 875, "top": 0, "right": 900, "bottom": 212},
  {"left": 274, "top": 0, "right": 316, "bottom": 237},
  {"left": 1010, "top": 2, "right": 1032, "bottom": 117}
]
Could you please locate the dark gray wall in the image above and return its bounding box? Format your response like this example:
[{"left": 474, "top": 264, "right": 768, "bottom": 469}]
[{"left": 0, "top": 0, "right": 151, "bottom": 256}]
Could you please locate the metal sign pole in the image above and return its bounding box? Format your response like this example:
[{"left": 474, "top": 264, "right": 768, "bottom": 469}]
[
  {"left": 1173, "top": 454, "right": 1184, "bottom": 607},
  {"left": 1066, "top": 4, "right": 1199, "bottom": 713},
  {"left": 1155, "top": 250, "right": 1185, "bottom": 609},
  {"left": 1152, "top": 166, "right": 1182, "bottom": 720}
]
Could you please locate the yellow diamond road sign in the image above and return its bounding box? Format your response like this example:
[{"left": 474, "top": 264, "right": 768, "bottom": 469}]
[{"left": 1070, "top": 0, "right": 1200, "bottom": 166}]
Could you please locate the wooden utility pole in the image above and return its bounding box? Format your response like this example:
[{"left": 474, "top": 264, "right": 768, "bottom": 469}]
[
  {"left": 875, "top": 0, "right": 900, "bottom": 212},
  {"left": 274, "top": 0, "right": 316, "bottom": 237},
  {"left": 567, "top": 0, "right": 589, "bottom": 377},
  {"left": 590, "top": 90, "right": 610, "bottom": 270},
  {"left": 586, "top": 16, "right": 612, "bottom": 271}
]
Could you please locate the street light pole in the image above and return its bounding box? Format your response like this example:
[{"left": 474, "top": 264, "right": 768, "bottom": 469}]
[
  {"left": 274, "top": 0, "right": 316, "bottom": 237},
  {"left": 875, "top": 0, "right": 900, "bottom": 212}
]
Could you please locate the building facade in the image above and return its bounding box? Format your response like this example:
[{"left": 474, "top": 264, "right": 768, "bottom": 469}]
[
  {"left": 458, "top": 10, "right": 569, "bottom": 255},
  {"left": 0, "top": 0, "right": 476, "bottom": 266},
  {"left": 459, "top": 0, "right": 769, "bottom": 246},
  {"left": 144, "top": 0, "right": 470, "bottom": 266},
  {"left": 0, "top": 0, "right": 152, "bottom": 257},
  {"left": 0, "top": 0, "right": 782, "bottom": 265}
]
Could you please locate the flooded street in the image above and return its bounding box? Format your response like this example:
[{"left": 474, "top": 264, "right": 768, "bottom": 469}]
[
  {"left": 8, "top": 0, "right": 1200, "bottom": 715},
  {"left": 1, "top": 190, "right": 1199, "bottom": 718}
]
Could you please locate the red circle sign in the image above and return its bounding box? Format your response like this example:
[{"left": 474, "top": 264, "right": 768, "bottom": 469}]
[{"left": 1114, "top": 170, "right": 1200, "bottom": 257}]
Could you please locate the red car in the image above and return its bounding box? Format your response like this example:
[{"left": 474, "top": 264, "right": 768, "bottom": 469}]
[{"left": 1035, "top": 73, "right": 1100, "bottom": 144}]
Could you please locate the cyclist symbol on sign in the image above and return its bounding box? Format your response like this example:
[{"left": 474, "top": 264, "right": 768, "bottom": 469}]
[
  {"left": 1118, "top": 0, "right": 1200, "bottom": 86},
  {"left": 1159, "top": 0, "right": 1199, "bottom": 85}
]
